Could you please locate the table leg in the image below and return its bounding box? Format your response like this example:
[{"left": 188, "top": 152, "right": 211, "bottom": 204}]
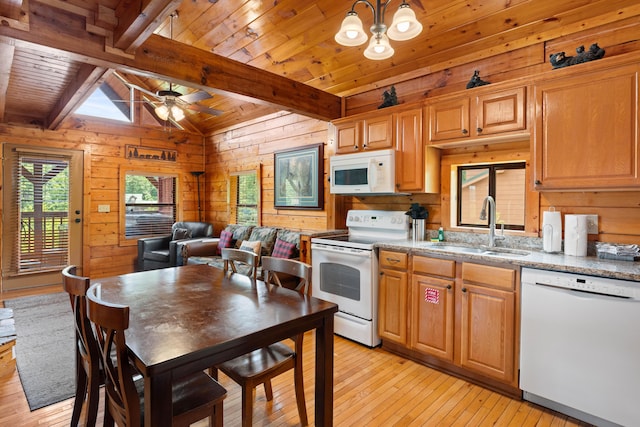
[
  {"left": 315, "top": 313, "right": 334, "bottom": 426},
  {"left": 145, "top": 372, "right": 173, "bottom": 427}
]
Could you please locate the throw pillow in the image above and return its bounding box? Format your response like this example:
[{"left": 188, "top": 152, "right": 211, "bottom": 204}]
[
  {"left": 172, "top": 227, "right": 192, "bottom": 241},
  {"left": 239, "top": 240, "right": 262, "bottom": 256},
  {"left": 217, "top": 230, "right": 234, "bottom": 255},
  {"left": 272, "top": 238, "right": 296, "bottom": 259}
]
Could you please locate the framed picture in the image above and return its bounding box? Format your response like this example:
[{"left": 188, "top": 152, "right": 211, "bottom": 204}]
[{"left": 274, "top": 143, "right": 324, "bottom": 209}]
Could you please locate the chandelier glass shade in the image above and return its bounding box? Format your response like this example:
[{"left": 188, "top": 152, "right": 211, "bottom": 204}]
[{"left": 335, "top": 0, "right": 423, "bottom": 60}]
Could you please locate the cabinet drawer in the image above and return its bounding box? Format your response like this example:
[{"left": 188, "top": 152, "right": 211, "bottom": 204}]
[
  {"left": 462, "top": 263, "right": 515, "bottom": 290},
  {"left": 380, "top": 250, "right": 407, "bottom": 269},
  {"left": 412, "top": 256, "right": 455, "bottom": 278}
]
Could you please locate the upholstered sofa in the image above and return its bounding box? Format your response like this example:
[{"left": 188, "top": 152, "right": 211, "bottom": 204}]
[
  {"left": 137, "top": 221, "right": 214, "bottom": 271},
  {"left": 181, "top": 224, "right": 301, "bottom": 278}
]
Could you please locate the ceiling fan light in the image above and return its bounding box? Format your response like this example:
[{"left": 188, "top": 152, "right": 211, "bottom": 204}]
[
  {"left": 155, "top": 104, "right": 170, "bottom": 121},
  {"left": 171, "top": 105, "right": 185, "bottom": 121},
  {"left": 335, "top": 12, "right": 367, "bottom": 46},
  {"left": 364, "top": 34, "right": 394, "bottom": 60},
  {"left": 387, "top": 4, "right": 423, "bottom": 41}
]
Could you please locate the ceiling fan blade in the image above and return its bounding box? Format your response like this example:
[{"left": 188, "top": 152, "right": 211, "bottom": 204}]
[
  {"left": 178, "top": 90, "right": 212, "bottom": 104},
  {"left": 184, "top": 103, "right": 224, "bottom": 116}
]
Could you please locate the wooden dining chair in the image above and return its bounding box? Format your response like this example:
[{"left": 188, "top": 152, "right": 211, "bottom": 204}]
[
  {"left": 215, "top": 257, "right": 311, "bottom": 427},
  {"left": 62, "top": 265, "right": 101, "bottom": 427},
  {"left": 221, "top": 248, "right": 258, "bottom": 279},
  {"left": 86, "top": 283, "right": 227, "bottom": 427}
]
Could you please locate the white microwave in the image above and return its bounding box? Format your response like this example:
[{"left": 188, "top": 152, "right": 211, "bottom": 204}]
[{"left": 330, "top": 149, "right": 397, "bottom": 194}]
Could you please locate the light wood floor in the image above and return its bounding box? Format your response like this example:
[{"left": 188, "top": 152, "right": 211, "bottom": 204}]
[{"left": 0, "top": 285, "right": 591, "bottom": 427}]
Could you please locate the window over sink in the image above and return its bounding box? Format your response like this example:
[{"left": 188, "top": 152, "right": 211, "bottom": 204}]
[{"left": 455, "top": 162, "right": 525, "bottom": 231}]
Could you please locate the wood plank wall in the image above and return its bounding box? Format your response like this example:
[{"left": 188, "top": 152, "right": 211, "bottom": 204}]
[
  {"left": 204, "top": 111, "right": 332, "bottom": 234},
  {"left": 0, "top": 117, "right": 205, "bottom": 282}
]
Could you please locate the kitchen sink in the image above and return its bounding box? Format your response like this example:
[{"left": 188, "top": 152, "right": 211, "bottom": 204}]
[{"left": 417, "top": 243, "right": 530, "bottom": 257}]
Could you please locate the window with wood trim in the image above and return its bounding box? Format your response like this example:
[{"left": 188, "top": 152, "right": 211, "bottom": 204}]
[
  {"left": 229, "top": 169, "right": 260, "bottom": 226},
  {"left": 456, "top": 162, "right": 525, "bottom": 231},
  {"left": 124, "top": 172, "right": 176, "bottom": 238}
]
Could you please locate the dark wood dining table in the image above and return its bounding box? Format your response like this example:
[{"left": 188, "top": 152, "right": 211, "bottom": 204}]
[{"left": 90, "top": 263, "right": 338, "bottom": 426}]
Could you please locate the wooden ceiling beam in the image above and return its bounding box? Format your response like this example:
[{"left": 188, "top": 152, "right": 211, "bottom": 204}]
[
  {"left": 112, "top": 0, "right": 181, "bottom": 52},
  {"left": 0, "top": 38, "right": 16, "bottom": 121},
  {"left": 0, "top": 2, "right": 341, "bottom": 122},
  {"left": 46, "top": 65, "right": 112, "bottom": 130}
]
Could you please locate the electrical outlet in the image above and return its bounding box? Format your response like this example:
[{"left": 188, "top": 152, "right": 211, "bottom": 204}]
[
  {"left": 585, "top": 214, "right": 598, "bottom": 234},
  {"left": 98, "top": 204, "right": 110, "bottom": 213}
]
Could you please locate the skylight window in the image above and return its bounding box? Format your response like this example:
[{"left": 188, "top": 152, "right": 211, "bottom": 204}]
[{"left": 75, "top": 85, "right": 131, "bottom": 122}]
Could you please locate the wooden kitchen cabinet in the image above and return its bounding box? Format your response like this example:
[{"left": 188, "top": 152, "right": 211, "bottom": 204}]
[
  {"left": 459, "top": 262, "right": 517, "bottom": 384},
  {"left": 533, "top": 64, "right": 640, "bottom": 190},
  {"left": 378, "top": 250, "right": 408, "bottom": 345},
  {"left": 410, "top": 256, "right": 455, "bottom": 361},
  {"left": 379, "top": 253, "right": 521, "bottom": 395},
  {"left": 333, "top": 113, "right": 393, "bottom": 154},
  {"left": 394, "top": 108, "right": 440, "bottom": 193},
  {"left": 427, "top": 86, "right": 527, "bottom": 146}
]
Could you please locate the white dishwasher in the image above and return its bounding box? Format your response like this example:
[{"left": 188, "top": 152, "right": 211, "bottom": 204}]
[{"left": 520, "top": 268, "right": 640, "bottom": 427}]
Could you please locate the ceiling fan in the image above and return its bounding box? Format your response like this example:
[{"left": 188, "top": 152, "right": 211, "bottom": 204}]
[
  {"left": 113, "top": 12, "right": 223, "bottom": 123},
  {"left": 127, "top": 80, "right": 224, "bottom": 121}
]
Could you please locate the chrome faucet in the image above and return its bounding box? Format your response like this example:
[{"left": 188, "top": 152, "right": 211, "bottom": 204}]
[{"left": 479, "top": 195, "right": 505, "bottom": 247}]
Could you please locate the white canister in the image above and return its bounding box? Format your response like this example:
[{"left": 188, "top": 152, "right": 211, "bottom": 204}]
[
  {"left": 564, "top": 214, "right": 588, "bottom": 257},
  {"left": 542, "top": 208, "right": 562, "bottom": 253}
]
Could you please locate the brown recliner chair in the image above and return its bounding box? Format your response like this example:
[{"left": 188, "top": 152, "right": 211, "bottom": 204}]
[{"left": 137, "top": 221, "right": 214, "bottom": 271}]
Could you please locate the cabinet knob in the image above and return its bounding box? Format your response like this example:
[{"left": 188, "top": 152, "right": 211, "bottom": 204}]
[
  {"left": 446, "top": 284, "right": 452, "bottom": 290},
  {"left": 462, "top": 129, "right": 468, "bottom": 135},
  {"left": 477, "top": 127, "right": 483, "bottom": 133},
  {"left": 380, "top": 272, "right": 384, "bottom": 276},
  {"left": 363, "top": 143, "right": 367, "bottom": 149},
  {"left": 535, "top": 179, "right": 542, "bottom": 185},
  {"left": 354, "top": 144, "right": 358, "bottom": 150},
  {"left": 462, "top": 287, "right": 467, "bottom": 293}
]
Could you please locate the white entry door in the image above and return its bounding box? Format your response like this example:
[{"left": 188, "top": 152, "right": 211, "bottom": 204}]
[{"left": 1, "top": 144, "right": 83, "bottom": 291}]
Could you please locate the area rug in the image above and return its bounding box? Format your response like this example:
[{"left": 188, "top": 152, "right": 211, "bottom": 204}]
[{"left": 4, "top": 292, "right": 75, "bottom": 411}]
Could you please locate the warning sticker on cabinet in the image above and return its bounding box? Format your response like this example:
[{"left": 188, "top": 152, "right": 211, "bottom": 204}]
[{"left": 424, "top": 288, "right": 440, "bottom": 304}]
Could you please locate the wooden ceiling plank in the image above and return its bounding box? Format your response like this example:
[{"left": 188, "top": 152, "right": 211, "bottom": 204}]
[
  {"left": 0, "top": 2, "right": 341, "bottom": 121},
  {"left": 47, "top": 65, "right": 112, "bottom": 130},
  {"left": 310, "top": 0, "right": 640, "bottom": 96},
  {"left": 113, "top": 0, "right": 181, "bottom": 52}
]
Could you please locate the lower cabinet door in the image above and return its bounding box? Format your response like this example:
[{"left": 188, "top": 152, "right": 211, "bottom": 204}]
[
  {"left": 459, "top": 283, "right": 515, "bottom": 382},
  {"left": 378, "top": 268, "right": 408, "bottom": 345},
  {"left": 410, "top": 274, "right": 454, "bottom": 361}
]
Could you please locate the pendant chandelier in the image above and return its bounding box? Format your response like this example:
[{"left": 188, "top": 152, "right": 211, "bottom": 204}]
[
  {"left": 335, "top": 0, "right": 423, "bottom": 60},
  {"left": 154, "top": 12, "right": 184, "bottom": 122}
]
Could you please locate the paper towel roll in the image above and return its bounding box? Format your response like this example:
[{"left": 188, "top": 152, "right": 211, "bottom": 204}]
[
  {"left": 564, "top": 214, "right": 588, "bottom": 256},
  {"left": 542, "top": 209, "right": 562, "bottom": 253}
]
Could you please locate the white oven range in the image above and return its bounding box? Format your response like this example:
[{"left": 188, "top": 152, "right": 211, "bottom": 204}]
[{"left": 311, "top": 210, "right": 409, "bottom": 347}]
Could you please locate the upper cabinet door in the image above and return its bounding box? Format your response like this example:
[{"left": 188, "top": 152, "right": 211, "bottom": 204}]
[
  {"left": 428, "top": 97, "right": 470, "bottom": 142},
  {"left": 476, "top": 87, "right": 526, "bottom": 136},
  {"left": 333, "top": 114, "right": 392, "bottom": 154},
  {"left": 334, "top": 120, "right": 362, "bottom": 154},
  {"left": 363, "top": 114, "right": 393, "bottom": 151},
  {"left": 533, "top": 65, "right": 640, "bottom": 190}
]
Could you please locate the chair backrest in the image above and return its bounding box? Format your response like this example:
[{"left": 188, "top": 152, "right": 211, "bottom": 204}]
[
  {"left": 86, "top": 284, "right": 141, "bottom": 427},
  {"left": 261, "top": 256, "right": 311, "bottom": 295},
  {"left": 221, "top": 248, "right": 258, "bottom": 278},
  {"left": 61, "top": 266, "right": 101, "bottom": 373},
  {"left": 172, "top": 221, "right": 214, "bottom": 238}
]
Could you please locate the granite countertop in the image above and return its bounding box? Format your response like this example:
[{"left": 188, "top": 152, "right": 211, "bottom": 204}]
[{"left": 377, "top": 239, "right": 640, "bottom": 282}]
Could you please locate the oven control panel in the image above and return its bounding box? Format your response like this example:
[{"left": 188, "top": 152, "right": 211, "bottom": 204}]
[{"left": 346, "top": 210, "right": 409, "bottom": 231}]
